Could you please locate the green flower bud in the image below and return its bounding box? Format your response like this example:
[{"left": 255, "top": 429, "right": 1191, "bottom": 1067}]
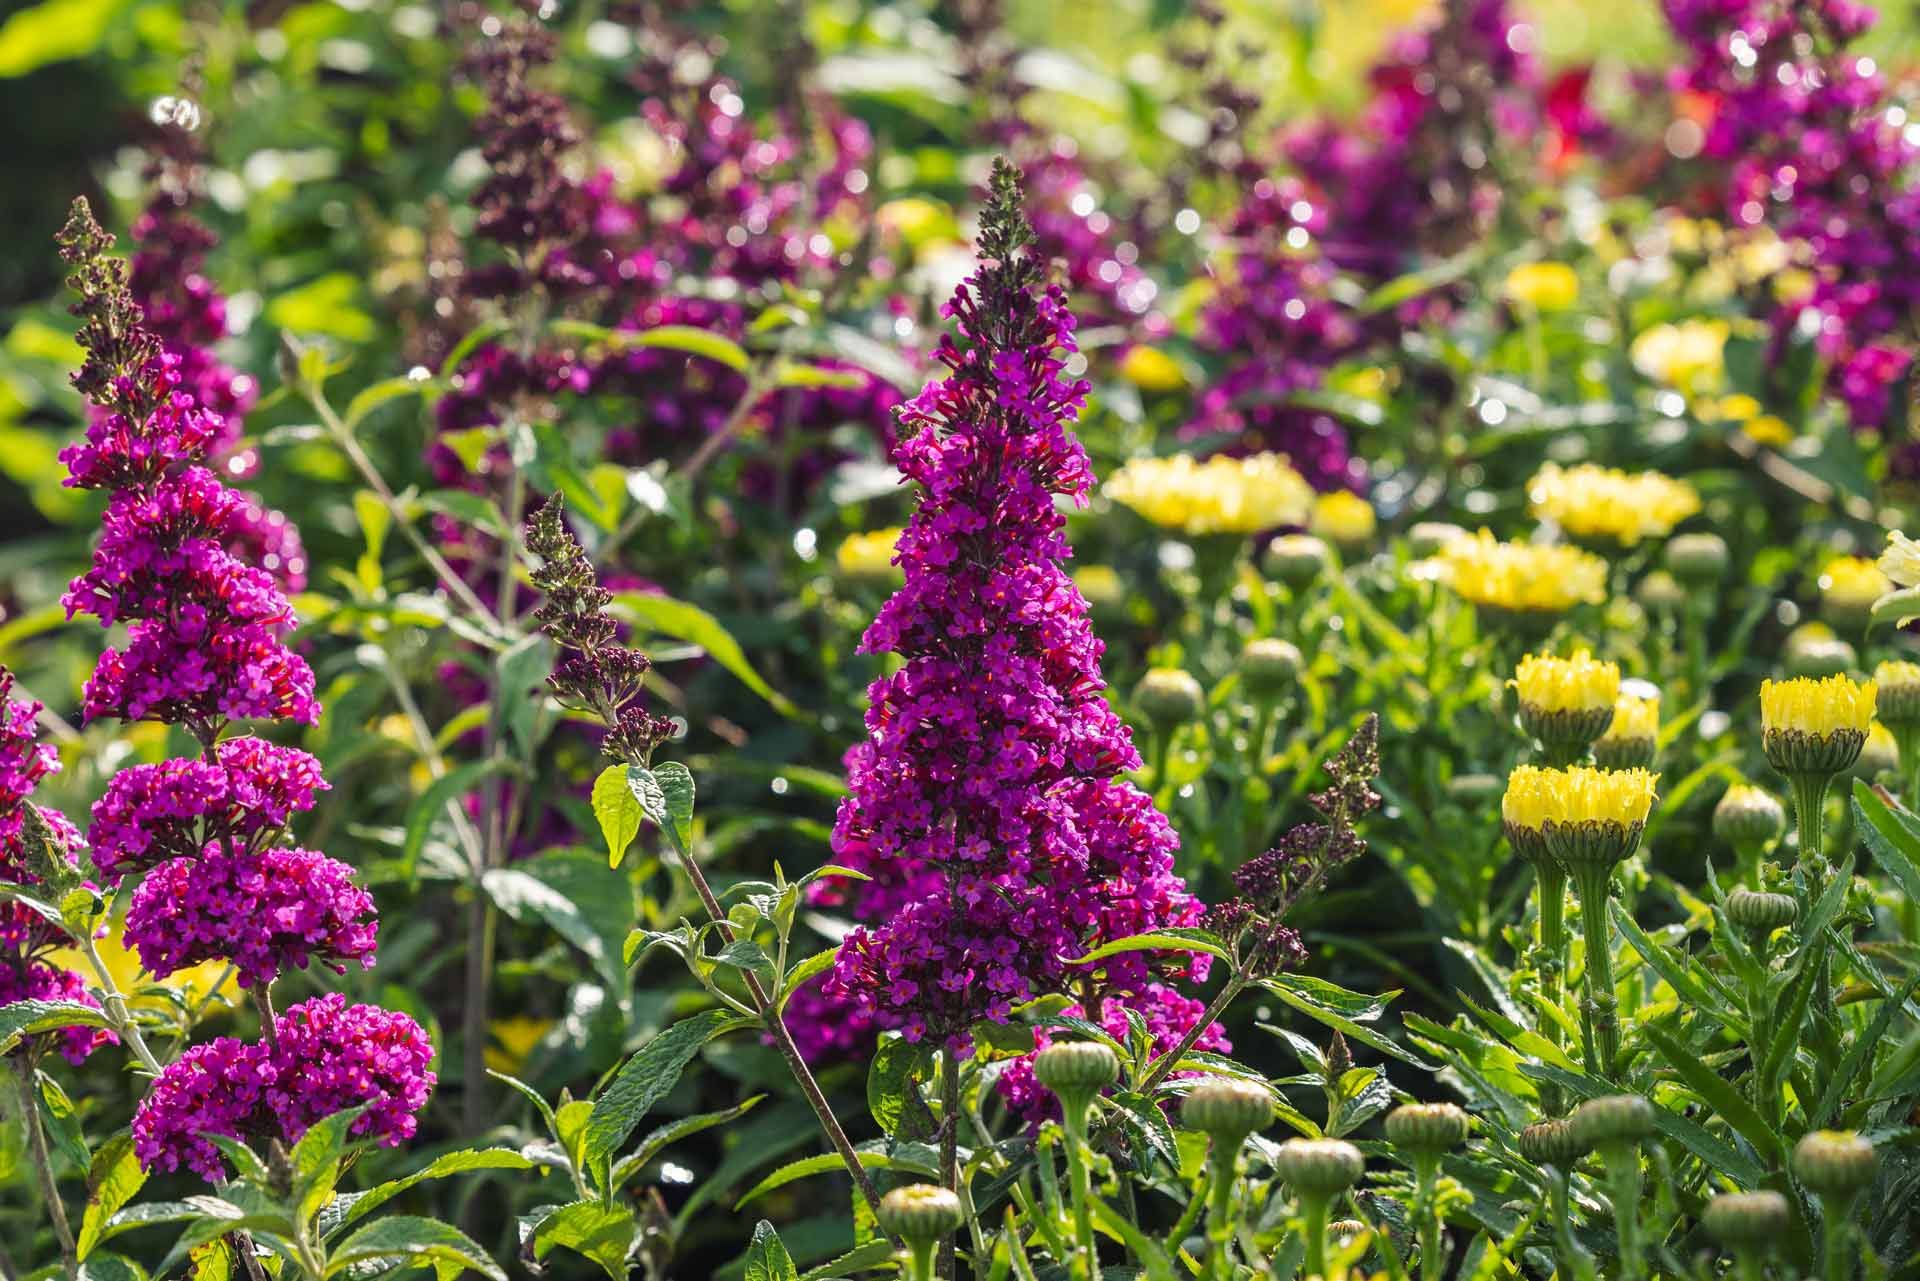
[
  {"left": 1635, "top": 570, "right": 1687, "bottom": 614},
  {"left": 1516, "top": 1118, "right": 1583, "bottom": 1167},
  {"left": 1568, "top": 1094, "right": 1656, "bottom": 1150},
  {"left": 1712, "top": 784, "right": 1785, "bottom": 846},
  {"left": 1725, "top": 889, "right": 1797, "bottom": 933},
  {"left": 877, "top": 1184, "right": 964, "bottom": 1245},
  {"left": 1792, "top": 1130, "right": 1878, "bottom": 1198},
  {"left": 1785, "top": 636, "right": 1858, "bottom": 680},
  {"left": 1407, "top": 522, "right": 1467, "bottom": 559},
  {"left": 1032, "top": 1041, "right": 1120, "bottom": 1098},
  {"left": 1265, "top": 534, "right": 1331, "bottom": 589},
  {"left": 1384, "top": 1102, "right": 1470, "bottom": 1153},
  {"left": 1135, "top": 668, "right": 1206, "bottom": 730},
  {"left": 1271, "top": 1137, "right": 1365, "bottom": 1198},
  {"left": 1665, "top": 533, "right": 1729, "bottom": 585},
  {"left": 1180, "top": 1078, "right": 1274, "bottom": 1143},
  {"left": 1876, "top": 661, "right": 1920, "bottom": 727},
  {"left": 1239, "top": 638, "right": 1303, "bottom": 700},
  {"left": 1701, "top": 1191, "right": 1790, "bottom": 1249}
]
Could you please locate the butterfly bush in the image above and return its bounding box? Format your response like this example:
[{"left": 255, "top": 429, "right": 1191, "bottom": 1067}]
[
  {"left": 50, "top": 199, "right": 433, "bottom": 1175},
  {"left": 813, "top": 162, "right": 1214, "bottom": 1055}
]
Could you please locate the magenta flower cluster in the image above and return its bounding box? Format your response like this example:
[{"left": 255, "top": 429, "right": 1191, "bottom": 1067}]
[
  {"left": 132, "top": 993, "right": 435, "bottom": 1180},
  {"left": 47, "top": 199, "right": 432, "bottom": 1175},
  {"left": 813, "top": 165, "right": 1214, "bottom": 1057},
  {"left": 0, "top": 670, "right": 112, "bottom": 1065},
  {"left": 1663, "top": 0, "right": 1920, "bottom": 434}
]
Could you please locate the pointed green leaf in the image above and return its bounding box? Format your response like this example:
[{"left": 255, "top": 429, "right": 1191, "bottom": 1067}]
[
  {"left": 325, "top": 1216, "right": 504, "bottom": 1281},
  {"left": 532, "top": 1201, "right": 638, "bottom": 1281},
  {"left": 744, "top": 1220, "right": 800, "bottom": 1281},
  {"left": 584, "top": 1009, "right": 747, "bottom": 1172},
  {"left": 77, "top": 1136, "right": 145, "bottom": 1260},
  {"left": 592, "top": 766, "right": 644, "bottom": 868},
  {"left": 614, "top": 592, "right": 797, "bottom": 716}
]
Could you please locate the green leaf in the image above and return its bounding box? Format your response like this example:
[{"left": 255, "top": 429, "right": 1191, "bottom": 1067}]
[
  {"left": 269, "top": 273, "right": 375, "bottom": 344},
  {"left": 0, "top": 0, "right": 124, "bottom": 77},
  {"left": 1066, "top": 927, "right": 1231, "bottom": 965},
  {"left": 401, "top": 759, "right": 512, "bottom": 880},
  {"left": 76, "top": 1252, "right": 144, "bottom": 1281},
  {"left": 77, "top": 1136, "right": 145, "bottom": 1260},
  {"left": 486, "top": 1069, "right": 560, "bottom": 1143},
  {"left": 494, "top": 633, "right": 553, "bottom": 760},
  {"left": 777, "top": 946, "right": 841, "bottom": 1010},
  {"left": 344, "top": 377, "right": 423, "bottom": 430},
  {"left": 1812, "top": 971, "right": 1920, "bottom": 1128},
  {"left": 532, "top": 1201, "right": 637, "bottom": 1281},
  {"left": 610, "top": 1097, "right": 764, "bottom": 1190},
  {"left": 1609, "top": 902, "right": 1741, "bottom": 1033},
  {"left": 325, "top": 1216, "right": 504, "bottom": 1281},
  {"left": 1870, "top": 586, "right": 1920, "bottom": 629},
  {"left": 734, "top": 1149, "right": 936, "bottom": 1209},
  {"left": 335, "top": 1149, "right": 537, "bottom": 1232},
  {"left": 1087, "top": 1197, "right": 1176, "bottom": 1281},
  {"left": 482, "top": 851, "right": 636, "bottom": 995},
  {"left": 1641, "top": 1022, "right": 1780, "bottom": 1164},
  {"left": 1107, "top": 1090, "right": 1179, "bottom": 1169},
  {"left": 584, "top": 1009, "right": 747, "bottom": 1172},
  {"left": 290, "top": 1106, "right": 369, "bottom": 1225},
  {"left": 592, "top": 766, "right": 644, "bottom": 868},
  {"left": 867, "top": 1035, "right": 933, "bottom": 1140},
  {"left": 614, "top": 592, "right": 798, "bottom": 716},
  {"left": 628, "top": 762, "right": 696, "bottom": 856},
  {"left": 1258, "top": 975, "right": 1434, "bottom": 1069},
  {"left": 1852, "top": 781, "right": 1920, "bottom": 908},
  {"left": 796, "top": 1240, "right": 897, "bottom": 1281},
  {"left": 744, "top": 1220, "right": 801, "bottom": 1281},
  {"left": 0, "top": 999, "right": 110, "bottom": 1054},
  {"left": 550, "top": 320, "right": 751, "bottom": 373}
]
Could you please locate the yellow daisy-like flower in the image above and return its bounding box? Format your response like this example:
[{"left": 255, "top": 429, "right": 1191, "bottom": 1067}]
[
  {"left": 1502, "top": 764, "right": 1660, "bottom": 830},
  {"left": 836, "top": 527, "right": 903, "bottom": 580},
  {"left": 1105, "top": 452, "right": 1314, "bottom": 535},
  {"left": 1819, "top": 557, "right": 1893, "bottom": 614},
  {"left": 1875, "top": 660, "right": 1920, "bottom": 726},
  {"left": 1596, "top": 692, "right": 1661, "bottom": 769},
  {"left": 1504, "top": 262, "right": 1579, "bottom": 311},
  {"left": 1878, "top": 530, "right": 1920, "bottom": 589},
  {"left": 1436, "top": 529, "right": 1608, "bottom": 615},
  {"left": 1310, "top": 491, "right": 1376, "bottom": 548},
  {"left": 1512, "top": 650, "right": 1620, "bottom": 715},
  {"left": 1118, "top": 346, "right": 1187, "bottom": 392},
  {"left": 1631, "top": 319, "right": 1729, "bottom": 392},
  {"left": 1761, "top": 675, "right": 1877, "bottom": 738},
  {"left": 1527, "top": 463, "right": 1702, "bottom": 546}
]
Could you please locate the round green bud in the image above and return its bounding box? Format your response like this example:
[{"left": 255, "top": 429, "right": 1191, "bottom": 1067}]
[
  {"left": 1180, "top": 1078, "right": 1274, "bottom": 1142},
  {"left": 1785, "top": 635, "right": 1857, "bottom": 680},
  {"left": 1701, "top": 1190, "right": 1790, "bottom": 1248},
  {"left": 1877, "top": 663, "right": 1920, "bottom": 726},
  {"left": 1568, "top": 1094, "right": 1656, "bottom": 1150},
  {"left": 1271, "top": 1137, "right": 1365, "bottom": 1198},
  {"left": 1239, "top": 637, "right": 1303, "bottom": 700},
  {"left": 1726, "top": 889, "right": 1797, "bottom": 933},
  {"left": 1515, "top": 1118, "right": 1583, "bottom": 1167},
  {"left": 1384, "top": 1102, "right": 1471, "bottom": 1153},
  {"left": 1712, "top": 785, "right": 1785, "bottom": 847},
  {"left": 877, "top": 1184, "right": 964, "bottom": 1245},
  {"left": 1407, "top": 522, "right": 1467, "bottom": 559},
  {"left": 1032, "top": 1041, "right": 1120, "bottom": 1096},
  {"left": 1635, "top": 570, "right": 1688, "bottom": 614},
  {"left": 1792, "top": 1130, "right": 1878, "bottom": 1198},
  {"left": 1264, "top": 534, "right": 1331, "bottom": 589},
  {"left": 1665, "top": 532, "right": 1730, "bottom": 585},
  {"left": 1135, "top": 668, "right": 1206, "bottom": 730}
]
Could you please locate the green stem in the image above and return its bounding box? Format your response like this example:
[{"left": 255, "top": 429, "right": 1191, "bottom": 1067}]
[
  {"left": 1299, "top": 1192, "right": 1332, "bottom": 1281},
  {"left": 1202, "top": 1142, "right": 1237, "bottom": 1281},
  {"left": 1413, "top": 1153, "right": 1443, "bottom": 1281},
  {"left": 1789, "top": 770, "right": 1831, "bottom": 876},
  {"left": 1602, "top": 1143, "right": 1643, "bottom": 1281},
  {"left": 905, "top": 1240, "right": 938, "bottom": 1281},
  {"left": 1151, "top": 730, "right": 1174, "bottom": 800},
  {"left": 1139, "top": 970, "right": 1250, "bottom": 1095},
  {"left": 75, "top": 931, "right": 162, "bottom": 1075},
  {"left": 1059, "top": 1099, "right": 1098, "bottom": 1281},
  {"left": 1734, "top": 1248, "right": 1766, "bottom": 1281},
  {"left": 1571, "top": 866, "right": 1621, "bottom": 1078},
  {"left": 1820, "top": 1192, "right": 1857, "bottom": 1281},
  {"left": 1547, "top": 1168, "right": 1584, "bottom": 1281},
  {"left": 16, "top": 1062, "right": 77, "bottom": 1280}
]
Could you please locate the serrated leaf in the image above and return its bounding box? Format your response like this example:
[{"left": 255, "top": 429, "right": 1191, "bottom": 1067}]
[
  {"left": 1853, "top": 782, "right": 1920, "bottom": 908},
  {"left": 584, "top": 1009, "right": 746, "bottom": 1173},
  {"left": 0, "top": 999, "right": 110, "bottom": 1054},
  {"left": 744, "top": 1220, "right": 800, "bottom": 1281},
  {"left": 592, "top": 766, "right": 644, "bottom": 868},
  {"left": 333, "top": 1148, "right": 537, "bottom": 1233},
  {"left": 1641, "top": 1022, "right": 1780, "bottom": 1164},
  {"left": 326, "top": 1216, "right": 504, "bottom": 1281},
  {"left": 532, "top": 1201, "right": 637, "bottom": 1281},
  {"left": 797, "top": 1239, "right": 897, "bottom": 1281},
  {"left": 628, "top": 763, "right": 695, "bottom": 856},
  {"left": 77, "top": 1136, "right": 145, "bottom": 1259},
  {"left": 867, "top": 1035, "right": 933, "bottom": 1140}
]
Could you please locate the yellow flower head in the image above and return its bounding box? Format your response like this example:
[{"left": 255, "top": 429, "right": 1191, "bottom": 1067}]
[
  {"left": 1512, "top": 650, "right": 1620, "bottom": 715},
  {"left": 1437, "top": 529, "right": 1608, "bottom": 614},
  {"left": 1819, "top": 557, "right": 1893, "bottom": 612},
  {"left": 1310, "top": 491, "right": 1376, "bottom": 547},
  {"left": 1742, "top": 415, "right": 1794, "bottom": 448},
  {"left": 1859, "top": 722, "right": 1900, "bottom": 775},
  {"left": 1878, "top": 530, "right": 1920, "bottom": 589},
  {"left": 1106, "top": 452, "right": 1314, "bottom": 535},
  {"left": 1631, "top": 319, "right": 1729, "bottom": 392},
  {"left": 1760, "top": 675, "right": 1877, "bottom": 739},
  {"left": 836, "top": 527, "right": 903, "bottom": 580},
  {"left": 485, "top": 1016, "right": 555, "bottom": 1074},
  {"left": 1119, "top": 346, "right": 1187, "bottom": 392},
  {"left": 1503, "top": 765, "right": 1660, "bottom": 830},
  {"left": 1504, "top": 262, "right": 1579, "bottom": 311},
  {"left": 1875, "top": 660, "right": 1920, "bottom": 725},
  {"left": 1074, "top": 564, "right": 1125, "bottom": 610},
  {"left": 1527, "top": 462, "right": 1702, "bottom": 545},
  {"left": 1602, "top": 693, "right": 1660, "bottom": 743}
]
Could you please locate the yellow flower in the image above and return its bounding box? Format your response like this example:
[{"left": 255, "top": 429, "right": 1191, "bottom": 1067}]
[
  {"left": 1760, "top": 675, "right": 1877, "bottom": 739},
  {"left": 1604, "top": 693, "right": 1660, "bottom": 742},
  {"left": 1859, "top": 722, "right": 1900, "bottom": 775},
  {"left": 1742, "top": 415, "right": 1794, "bottom": 447},
  {"left": 1818, "top": 557, "right": 1892, "bottom": 613},
  {"left": 1437, "top": 529, "right": 1608, "bottom": 615},
  {"left": 1527, "top": 462, "right": 1702, "bottom": 546},
  {"left": 1119, "top": 346, "right": 1187, "bottom": 392},
  {"left": 47, "top": 931, "right": 238, "bottom": 1016},
  {"left": 1631, "top": 319, "right": 1729, "bottom": 392},
  {"left": 836, "top": 527, "right": 903, "bottom": 580},
  {"left": 877, "top": 197, "right": 955, "bottom": 249},
  {"left": 1074, "top": 564, "right": 1124, "bottom": 610},
  {"left": 1310, "top": 491, "right": 1376, "bottom": 547},
  {"left": 485, "top": 1016, "right": 554, "bottom": 1074},
  {"left": 1878, "top": 530, "right": 1920, "bottom": 589},
  {"left": 1502, "top": 764, "right": 1660, "bottom": 830},
  {"left": 1875, "top": 660, "right": 1920, "bottom": 725},
  {"left": 1512, "top": 650, "right": 1620, "bottom": 715},
  {"left": 1504, "top": 262, "right": 1579, "bottom": 311},
  {"left": 1105, "top": 452, "right": 1313, "bottom": 535}
]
